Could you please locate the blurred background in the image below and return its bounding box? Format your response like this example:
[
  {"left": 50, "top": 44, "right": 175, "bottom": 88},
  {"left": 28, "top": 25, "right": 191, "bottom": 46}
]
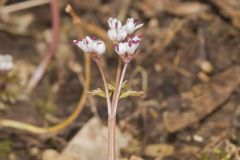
[{"left": 0, "top": 0, "right": 240, "bottom": 160}]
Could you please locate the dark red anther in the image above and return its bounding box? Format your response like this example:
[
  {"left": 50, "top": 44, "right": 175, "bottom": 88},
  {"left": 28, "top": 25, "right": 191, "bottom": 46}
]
[
  {"left": 91, "top": 36, "right": 97, "bottom": 40},
  {"left": 132, "top": 40, "right": 140, "bottom": 44},
  {"left": 128, "top": 41, "right": 133, "bottom": 47}
]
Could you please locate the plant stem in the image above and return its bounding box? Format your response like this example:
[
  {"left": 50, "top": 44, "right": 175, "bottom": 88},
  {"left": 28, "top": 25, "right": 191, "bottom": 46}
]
[
  {"left": 112, "top": 58, "right": 122, "bottom": 105},
  {"left": 108, "top": 114, "right": 116, "bottom": 160},
  {"left": 107, "top": 62, "right": 128, "bottom": 160},
  {"left": 96, "top": 60, "right": 112, "bottom": 115},
  {"left": 112, "top": 62, "right": 128, "bottom": 115}
]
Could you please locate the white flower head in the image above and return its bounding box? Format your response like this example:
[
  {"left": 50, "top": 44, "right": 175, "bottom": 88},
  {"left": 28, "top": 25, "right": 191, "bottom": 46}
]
[
  {"left": 126, "top": 34, "right": 143, "bottom": 54},
  {"left": 74, "top": 36, "right": 106, "bottom": 55},
  {"left": 125, "top": 18, "right": 144, "bottom": 34},
  {"left": 107, "top": 17, "right": 127, "bottom": 42},
  {"left": 0, "top": 54, "right": 13, "bottom": 72},
  {"left": 73, "top": 36, "right": 94, "bottom": 53},
  {"left": 115, "top": 42, "right": 127, "bottom": 55}
]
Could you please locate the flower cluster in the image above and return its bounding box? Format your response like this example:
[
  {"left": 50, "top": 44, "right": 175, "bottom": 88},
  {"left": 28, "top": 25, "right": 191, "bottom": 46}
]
[
  {"left": 108, "top": 17, "right": 143, "bottom": 42},
  {"left": 73, "top": 17, "right": 143, "bottom": 63},
  {"left": 0, "top": 54, "right": 13, "bottom": 72},
  {"left": 73, "top": 36, "right": 106, "bottom": 55},
  {"left": 107, "top": 17, "right": 143, "bottom": 62}
]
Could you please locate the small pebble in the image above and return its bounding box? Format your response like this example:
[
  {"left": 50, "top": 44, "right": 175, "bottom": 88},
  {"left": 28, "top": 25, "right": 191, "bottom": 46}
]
[
  {"left": 200, "top": 60, "right": 213, "bottom": 73},
  {"left": 193, "top": 134, "right": 204, "bottom": 142}
]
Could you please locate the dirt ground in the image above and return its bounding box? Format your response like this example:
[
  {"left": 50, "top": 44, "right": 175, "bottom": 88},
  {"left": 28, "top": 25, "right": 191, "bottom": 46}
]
[{"left": 0, "top": 0, "right": 240, "bottom": 160}]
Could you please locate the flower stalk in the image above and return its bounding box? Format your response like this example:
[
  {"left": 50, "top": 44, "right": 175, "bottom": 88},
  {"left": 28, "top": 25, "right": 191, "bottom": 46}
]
[{"left": 95, "top": 60, "right": 112, "bottom": 115}]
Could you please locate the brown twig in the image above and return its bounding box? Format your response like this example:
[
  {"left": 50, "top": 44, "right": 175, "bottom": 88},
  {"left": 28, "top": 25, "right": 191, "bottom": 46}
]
[
  {"left": 0, "top": 0, "right": 50, "bottom": 14},
  {"left": 26, "top": 0, "right": 60, "bottom": 93}
]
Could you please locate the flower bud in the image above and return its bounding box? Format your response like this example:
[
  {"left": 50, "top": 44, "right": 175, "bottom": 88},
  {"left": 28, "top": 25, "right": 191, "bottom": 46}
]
[{"left": 125, "top": 18, "right": 144, "bottom": 34}]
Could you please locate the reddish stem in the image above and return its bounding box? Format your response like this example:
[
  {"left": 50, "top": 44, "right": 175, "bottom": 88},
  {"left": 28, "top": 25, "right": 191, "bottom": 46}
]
[
  {"left": 112, "top": 63, "right": 128, "bottom": 115},
  {"left": 111, "top": 58, "right": 122, "bottom": 106},
  {"left": 26, "top": 0, "right": 59, "bottom": 93},
  {"left": 95, "top": 60, "right": 112, "bottom": 115},
  {"left": 108, "top": 115, "right": 116, "bottom": 160}
]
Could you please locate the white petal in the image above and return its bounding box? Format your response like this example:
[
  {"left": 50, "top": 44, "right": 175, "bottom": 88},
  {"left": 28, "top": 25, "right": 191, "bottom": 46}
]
[
  {"left": 108, "top": 17, "right": 122, "bottom": 30},
  {"left": 108, "top": 17, "right": 115, "bottom": 29},
  {"left": 115, "top": 20, "right": 122, "bottom": 30},
  {"left": 117, "top": 29, "right": 127, "bottom": 42},
  {"left": 125, "top": 23, "right": 135, "bottom": 34},
  {"left": 135, "top": 23, "right": 144, "bottom": 30},
  {"left": 127, "top": 44, "right": 138, "bottom": 54},
  {"left": 108, "top": 29, "right": 117, "bottom": 41},
  {"left": 95, "top": 41, "right": 106, "bottom": 55},
  {"left": 78, "top": 41, "right": 89, "bottom": 52},
  {"left": 115, "top": 43, "right": 127, "bottom": 55}
]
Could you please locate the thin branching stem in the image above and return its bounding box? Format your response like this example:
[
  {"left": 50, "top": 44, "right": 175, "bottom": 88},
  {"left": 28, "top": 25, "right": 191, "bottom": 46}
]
[
  {"left": 112, "top": 62, "right": 128, "bottom": 115},
  {"left": 111, "top": 58, "right": 122, "bottom": 110},
  {"left": 107, "top": 62, "right": 128, "bottom": 160},
  {"left": 96, "top": 60, "right": 112, "bottom": 115}
]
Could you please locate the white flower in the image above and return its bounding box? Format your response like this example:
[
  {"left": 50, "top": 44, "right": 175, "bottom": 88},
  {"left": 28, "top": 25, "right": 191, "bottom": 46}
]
[
  {"left": 0, "top": 54, "right": 13, "bottom": 72},
  {"left": 117, "top": 28, "right": 127, "bottom": 41},
  {"left": 73, "top": 36, "right": 94, "bottom": 53},
  {"left": 115, "top": 42, "right": 127, "bottom": 55},
  {"left": 74, "top": 36, "right": 106, "bottom": 55},
  {"left": 108, "top": 28, "right": 127, "bottom": 42},
  {"left": 108, "top": 17, "right": 122, "bottom": 30},
  {"left": 107, "top": 17, "right": 127, "bottom": 42},
  {"left": 125, "top": 18, "right": 144, "bottom": 34},
  {"left": 126, "top": 35, "right": 142, "bottom": 54},
  {"left": 107, "top": 29, "right": 118, "bottom": 41},
  {"left": 94, "top": 40, "right": 106, "bottom": 55}
]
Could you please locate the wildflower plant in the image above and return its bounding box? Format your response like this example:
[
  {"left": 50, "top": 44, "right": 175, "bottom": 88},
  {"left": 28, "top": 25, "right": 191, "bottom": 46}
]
[{"left": 73, "top": 17, "right": 144, "bottom": 160}]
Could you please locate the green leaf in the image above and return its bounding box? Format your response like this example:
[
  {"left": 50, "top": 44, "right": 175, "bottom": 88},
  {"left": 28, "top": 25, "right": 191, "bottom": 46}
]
[
  {"left": 88, "top": 88, "right": 106, "bottom": 98},
  {"left": 107, "top": 82, "right": 115, "bottom": 92},
  {"left": 120, "top": 90, "right": 144, "bottom": 99}
]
